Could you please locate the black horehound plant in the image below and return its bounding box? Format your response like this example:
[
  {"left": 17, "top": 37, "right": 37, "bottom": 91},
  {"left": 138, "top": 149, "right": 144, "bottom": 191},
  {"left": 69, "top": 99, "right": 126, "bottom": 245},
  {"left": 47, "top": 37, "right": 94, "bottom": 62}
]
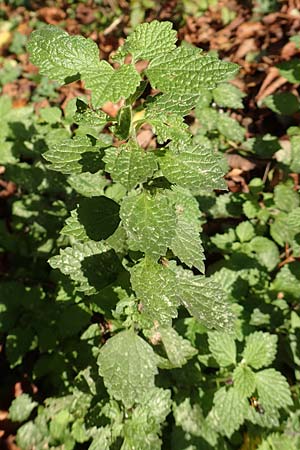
[{"left": 6, "top": 21, "right": 293, "bottom": 450}]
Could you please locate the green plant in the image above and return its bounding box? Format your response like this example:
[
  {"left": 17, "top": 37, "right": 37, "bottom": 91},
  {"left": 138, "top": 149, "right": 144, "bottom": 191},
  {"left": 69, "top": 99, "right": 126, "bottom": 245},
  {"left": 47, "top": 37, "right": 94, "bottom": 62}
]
[{"left": 1, "top": 20, "right": 298, "bottom": 450}]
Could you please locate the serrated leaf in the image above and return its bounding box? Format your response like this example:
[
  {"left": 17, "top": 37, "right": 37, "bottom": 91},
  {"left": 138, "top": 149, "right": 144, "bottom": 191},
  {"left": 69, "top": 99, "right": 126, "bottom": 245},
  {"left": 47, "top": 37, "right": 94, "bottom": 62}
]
[
  {"left": 130, "top": 257, "right": 180, "bottom": 325},
  {"left": 16, "top": 421, "right": 46, "bottom": 450},
  {"left": 242, "top": 332, "right": 277, "bottom": 369},
  {"left": 207, "top": 386, "right": 248, "bottom": 438},
  {"left": 120, "top": 191, "right": 176, "bottom": 258},
  {"left": 114, "top": 20, "right": 177, "bottom": 63},
  {"left": 43, "top": 136, "right": 102, "bottom": 174},
  {"left": 146, "top": 113, "right": 191, "bottom": 145},
  {"left": 233, "top": 366, "right": 256, "bottom": 398},
  {"left": 88, "top": 427, "right": 111, "bottom": 450},
  {"left": 77, "top": 196, "right": 120, "bottom": 241},
  {"left": 174, "top": 398, "right": 218, "bottom": 446},
  {"left": 49, "top": 410, "right": 72, "bottom": 440},
  {"left": 84, "top": 61, "right": 141, "bottom": 108},
  {"left": 274, "top": 183, "right": 299, "bottom": 212},
  {"left": 98, "top": 330, "right": 158, "bottom": 408},
  {"left": 248, "top": 236, "right": 280, "bottom": 271},
  {"left": 159, "top": 144, "right": 226, "bottom": 192},
  {"left": 287, "top": 207, "right": 300, "bottom": 236},
  {"left": 255, "top": 369, "right": 293, "bottom": 413},
  {"left": 146, "top": 46, "right": 238, "bottom": 94},
  {"left": 269, "top": 212, "right": 291, "bottom": 247},
  {"left": 174, "top": 267, "right": 234, "bottom": 331},
  {"left": 28, "top": 26, "right": 141, "bottom": 108},
  {"left": 9, "top": 394, "right": 38, "bottom": 422},
  {"left": 73, "top": 99, "right": 108, "bottom": 127},
  {"left": 168, "top": 187, "right": 205, "bottom": 272},
  {"left": 131, "top": 258, "right": 233, "bottom": 330},
  {"left": 68, "top": 170, "right": 108, "bottom": 197},
  {"left": 104, "top": 142, "right": 157, "bottom": 191},
  {"left": 159, "top": 326, "right": 197, "bottom": 367},
  {"left": 257, "top": 433, "right": 297, "bottom": 450},
  {"left": 61, "top": 209, "right": 88, "bottom": 242},
  {"left": 208, "top": 331, "right": 236, "bottom": 367},
  {"left": 122, "top": 388, "right": 171, "bottom": 450},
  {"left": 49, "top": 241, "right": 122, "bottom": 295},
  {"left": 212, "top": 83, "right": 245, "bottom": 109},
  {"left": 146, "top": 92, "right": 200, "bottom": 117},
  {"left": 61, "top": 197, "right": 120, "bottom": 242},
  {"left": 27, "top": 25, "right": 100, "bottom": 83},
  {"left": 217, "top": 113, "right": 245, "bottom": 142},
  {"left": 271, "top": 262, "right": 300, "bottom": 299}
]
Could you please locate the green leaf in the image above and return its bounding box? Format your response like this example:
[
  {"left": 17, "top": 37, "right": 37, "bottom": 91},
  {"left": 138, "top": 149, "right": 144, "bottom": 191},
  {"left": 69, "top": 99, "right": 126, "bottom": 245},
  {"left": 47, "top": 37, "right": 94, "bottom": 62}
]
[
  {"left": 159, "top": 144, "right": 226, "bottom": 192},
  {"left": 120, "top": 191, "right": 176, "bottom": 258},
  {"left": 49, "top": 410, "right": 72, "bottom": 440},
  {"left": 217, "top": 113, "right": 245, "bottom": 142},
  {"left": 16, "top": 421, "right": 47, "bottom": 450},
  {"left": 174, "top": 398, "right": 218, "bottom": 446},
  {"left": 9, "top": 394, "right": 38, "bottom": 422},
  {"left": 236, "top": 221, "right": 255, "bottom": 242},
  {"left": 61, "top": 197, "right": 120, "bottom": 243},
  {"left": 287, "top": 207, "right": 300, "bottom": 236},
  {"left": 146, "top": 92, "right": 200, "bottom": 117},
  {"left": 146, "top": 113, "right": 191, "bottom": 145},
  {"left": 263, "top": 92, "right": 299, "bottom": 115},
  {"left": 270, "top": 212, "right": 291, "bottom": 247},
  {"left": 6, "top": 327, "right": 35, "bottom": 367},
  {"left": 40, "top": 106, "right": 62, "bottom": 124},
  {"left": 60, "top": 209, "right": 88, "bottom": 242},
  {"left": 208, "top": 386, "right": 248, "bottom": 438},
  {"left": 159, "top": 326, "right": 197, "bottom": 367},
  {"left": 242, "top": 332, "right": 278, "bottom": 370},
  {"left": 130, "top": 257, "right": 180, "bottom": 326},
  {"left": 88, "top": 427, "right": 111, "bottom": 450},
  {"left": 114, "top": 20, "right": 177, "bottom": 63},
  {"left": 290, "top": 135, "right": 300, "bottom": 173},
  {"left": 43, "top": 136, "right": 102, "bottom": 174},
  {"left": 212, "top": 83, "right": 245, "bottom": 109},
  {"left": 168, "top": 186, "right": 205, "bottom": 272},
  {"left": 27, "top": 25, "right": 100, "bottom": 83},
  {"left": 174, "top": 267, "right": 234, "bottom": 331},
  {"left": 98, "top": 330, "right": 158, "bottom": 407},
  {"left": 278, "top": 58, "right": 300, "bottom": 83},
  {"left": 84, "top": 61, "right": 141, "bottom": 108},
  {"left": 248, "top": 236, "right": 280, "bottom": 271},
  {"left": 257, "top": 433, "right": 297, "bottom": 450},
  {"left": 28, "top": 26, "right": 140, "bottom": 108},
  {"left": 122, "top": 388, "right": 171, "bottom": 450},
  {"left": 74, "top": 99, "right": 108, "bottom": 126},
  {"left": 274, "top": 182, "right": 299, "bottom": 212},
  {"left": 49, "top": 241, "right": 122, "bottom": 295},
  {"left": 68, "top": 170, "right": 108, "bottom": 197},
  {"left": 255, "top": 369, "right": 293, "bottom": 413},
  {"left": 208, "top": 331, "right": 236, "bottom": 367},
  {"left": 77, "top": 196, "right": 120, "bottom": 241},
  {"left": 104, "top": 142, "right": 157, "bottom": 191},
  {"left": 146, "top": 46, "right": 238, "bottom": 94},
  {"left": 272, "top": 262, "right": 300, "bottom": 299},
  {"left": 131, "top": 258, "right": 233, "bottom": 329},
  {"left": 233, "top": 366, "right": 256, "bottom": 398}
]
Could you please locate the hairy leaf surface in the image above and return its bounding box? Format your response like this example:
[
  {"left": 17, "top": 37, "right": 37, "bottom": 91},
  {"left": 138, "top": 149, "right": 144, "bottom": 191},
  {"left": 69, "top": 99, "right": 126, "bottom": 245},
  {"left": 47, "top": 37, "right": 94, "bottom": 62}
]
[{"left": 98, "top": 330, "right": 158, "bottom": 407}]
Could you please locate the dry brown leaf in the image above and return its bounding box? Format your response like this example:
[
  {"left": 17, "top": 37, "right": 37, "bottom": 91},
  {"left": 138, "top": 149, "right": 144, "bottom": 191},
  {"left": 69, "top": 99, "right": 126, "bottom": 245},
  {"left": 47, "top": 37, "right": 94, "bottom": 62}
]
[{"left": 226, "top": 154, "right": 256, "bottom": 171}]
